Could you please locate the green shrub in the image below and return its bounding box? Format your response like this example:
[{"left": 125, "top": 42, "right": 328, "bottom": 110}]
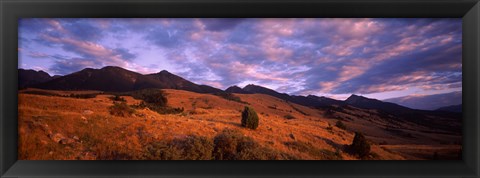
[
  {"left": 241, "top": 106, "right": 259, "bottom": 130},
  {"left": 335, "top": 120, "right": 347, "bottom": 130},
  {"left": 109, "top": 102, "right": 135, "bottom": 117},
  {"left": 350, "top": 132, "right": 371, "bottom": 158},
  {"left": 144, "top": 135, "right": 214, "bottom": 160}
]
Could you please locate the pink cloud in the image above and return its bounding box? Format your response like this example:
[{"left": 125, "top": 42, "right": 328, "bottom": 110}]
[
  {"left": 39, "top": 23, "right": 136, "bottom": 70},
  {"left": 28, "top": 52, "right": 50, "bottom": 58},
  {"left": 230, "top": 61, "right": 288, "bottom": 82},
  {"left": 358, "top": 84, "right": 409, "bottom": 94},
  {"left": 259, "top": 36, "right": 293, "bottom": 61}
]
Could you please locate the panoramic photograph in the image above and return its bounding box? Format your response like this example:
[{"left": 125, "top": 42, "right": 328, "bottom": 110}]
[{"left": 18, "top": 18, "right": 462, "bottom": 160}]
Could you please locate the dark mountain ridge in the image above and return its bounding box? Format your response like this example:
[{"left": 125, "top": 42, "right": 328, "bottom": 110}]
[
  {"left": 21, "top": 66, "right": 462, "bottom": 131},
  {"left": 29, "top": 66, "right": 223, "bottom": 93},
  {"left": 383, "top": 91, "right": 462, "bottom": 110},
  {"left": 225, "top": 85, "right": 252, "bottom": 94},
  {"left": 435, "top": 104, "right": 462, "bottom": 113},
  {"left": 241, "top": 84, "right": 344, "bottom": 108},
  {"left": 344, "top": 94, "right": 461, "bottom": 132},
  {"left": 345, "top": 94, "right": 413, "bottom": 114},
  {"left": 19, "top": 69, "right": 54, "bottom": 89}
]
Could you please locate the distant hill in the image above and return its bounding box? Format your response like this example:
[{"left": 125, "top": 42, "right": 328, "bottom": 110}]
[
  {"left": 383, "top": 91, "right": 462, "bottom": 110},
  {"left": 435, "top": 104, "right": 462, "bottom": 113},
  {"left": 346, "top": 94, "right": 413, "bottom": 114},
  {"left": 225, "top": 85, "right": 252, "bottom": 94},
  {"left": 146, "top": 70, "right": 223, "bottom": 93},
  {"left": 304, "top": 95, "right": 345, "bottom": 107},
  {"left": 344, "top": 94, "right": 461, "bottom": 132},
  {"left": 18, "top": 69, "right": 54, "bottom": 89},
  {"left": 242, "top": 84, "right": 343, "bottom": 108},
  {"left": 31, "top": 66, "right": 223, "bottom": 93},
  {"left": 243, "top": 84, "right": 291, "bottom": 101}
]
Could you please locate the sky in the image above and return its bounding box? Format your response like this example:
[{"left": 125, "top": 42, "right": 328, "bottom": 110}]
[{"left": 18, "top": 18, "right": 462, "bottom": 100}]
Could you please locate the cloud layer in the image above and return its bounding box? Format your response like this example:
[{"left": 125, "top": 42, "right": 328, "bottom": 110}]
[{"left": 18, "top": 18, "right": 462, "bottom": 100}]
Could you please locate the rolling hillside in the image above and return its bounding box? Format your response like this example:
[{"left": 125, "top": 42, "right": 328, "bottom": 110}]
[{"left": 18, "top": 88, "right": 461, "bottom": 160}]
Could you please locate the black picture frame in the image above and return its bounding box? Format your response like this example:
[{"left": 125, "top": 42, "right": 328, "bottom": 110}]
[{"left": 1, "top": 0, "right": 479, "bottom": 177}]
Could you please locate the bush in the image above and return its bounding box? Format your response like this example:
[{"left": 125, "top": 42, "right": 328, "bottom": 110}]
[
  {"left": 326, "top": 123, "right": 333, "bottom": 131},
  {"left": 21, "top": 90, "right": 59, "bottom": 96},
  {"left": 129, "top": 89, "right": 168, "bottom": 107},
  {"left": 213, "top": 129, "right": 292, "bottom": 160},
  {"left": 268, "top": 105, "right": 277, "bottom": 110},
  {"left": 144, "top": 135, "right": 214, "bottom": 160},
  {"left": 109, "top": 95, "right": 126, "bottom": 102},
  {"left": 290, "top": 105, "right": 309, "bottom": 116},
  {"left": 335, "top": 120, "right": 347, "bottom": 130},
  {"left": 67, "top": 93, "right": 98, "bottom": 99},
  {"left": 284, "top": 114, "right": 296, "bottom": 120},
  {"left": 213, "top": 129, "right": 247, "bottom": 160},
  {"left": 134, "top": 101, "right": 184, "bottom": 115},
  {"left": 214, "top": 92, "right": 249, "bottom": 104},
  {"left": 350, "top": 132, "right": 371, "bottom": 158},
  {"left": 241, "top": 106, "right": 259, "bottom": 130},
  {"left": 140, "top": 91, "right": 167, "bottom": 107},
  {"left": 142, "top": 130, "right": 294, "bottom": 160},
  {"left": 109, "top": 102, "right": 135, "bottom": 117},
  {"left": 128, "top": 89, "right": 183, "bottom": 114},
  {"left": 284, "top": 141, "right": 342, "bottom": 160}
]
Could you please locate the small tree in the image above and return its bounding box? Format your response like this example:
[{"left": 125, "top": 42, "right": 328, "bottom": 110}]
[
  {"left": 350, "top": 132, "right": 370, "bottom": 158},
  {"left": 241, "top": 106, "right": 259, "bottom": 130}
]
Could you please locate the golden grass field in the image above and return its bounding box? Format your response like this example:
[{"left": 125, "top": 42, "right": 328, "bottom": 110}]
[{"left": 18, "top": 88, "right": 461, "bottom": 160}]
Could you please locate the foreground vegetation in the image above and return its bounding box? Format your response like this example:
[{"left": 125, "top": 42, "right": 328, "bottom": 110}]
[{"left": 18, "top": 88, "right": 461, "bottom": 160}]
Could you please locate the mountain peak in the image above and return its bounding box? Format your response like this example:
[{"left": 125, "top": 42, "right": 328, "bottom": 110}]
[
  {"left": 243, "top": 84, "right": 271, "bottom": 91},
  {"left": 101, "top": 66, "right": 124, "bottom": 70},
  {"left": 244, "top": 84, "right": 258, "bottom": 88},
  {"left": 227, "top": 85, "right": 241, "bottom": 89},
  {"left": 225, "top": 85, "right": 251, "bottom": 94},
  {"left": 306, "top": 94, "right": 317, "bottom": 98},
  {"left": 157, "top": 70, "right": 172, "bottom": 75},
  {"left": 346, "top": 94, "right": 367, "bottom": 101},
  {"left": 18, "top": 68, "right": 54, "bottom": 89}
]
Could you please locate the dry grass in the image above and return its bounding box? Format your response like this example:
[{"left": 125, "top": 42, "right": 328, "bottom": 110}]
[{"left": 18, "top": 88, "right": 458, "bottom": 160}]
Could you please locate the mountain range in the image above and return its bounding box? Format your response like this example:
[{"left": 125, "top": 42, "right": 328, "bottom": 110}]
[
  {"left": 383, "top": 91, "right": 462, "bottom": 110},
  {"left": 435, "top": 104, "right": 462, "bottom": 113},
  {"left": 19, "top": 66, "right": 461, "bottom": 114},
  {"left": 18, "top": 69, "right": 60, "bottom": 89},
  {"left": 25, "top": 66, "right": 222, "bottom": 93}
]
